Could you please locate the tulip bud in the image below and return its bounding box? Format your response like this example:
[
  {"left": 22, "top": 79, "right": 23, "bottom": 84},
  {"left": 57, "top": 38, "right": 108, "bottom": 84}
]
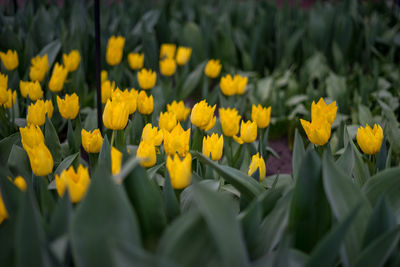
[
  {"left": 56, "top": 165, "right": 90, "bottom": 203},
  {"left": 27, "top": 81, "right": 43, "bottom": 101},
  {"left": 300, "top": 117, "right": 332, "bottom": 146},
  {"left": 176, "top": 47, "right": 192, "bottom": 66},
  {"left": 49, "top": 63, "right": 68, "bottom": 92},
  {"left": 251, "top": 104, "right": 271, "bottom": 129},
  {"left": 160, "top": 43, "right": 176, "bottom": 59},
  {"left": 29, "top": 54, "right": 49, "bottom": 82},
  {"left": 166, "top": 153, "right": 192, "bottom": 189},
  {"left": 13, "top": 176, "right": 27, "bottom": 192},
  {"left": 0, "top": 86, "right": 8, "bottom": 105},
  {"left": 112, "top": 87, "right": 138, "bottom": 115},
  {"left": 44, "top": 99, "right": 54, "bottom": 119},
  {"left": 204, "top": 59, "right": 221, "bottom": 79},
  {"left": 163, "top": 123, "right": 190, "bottom": 157},
  {"left": 25, "top": 142, "right": 54, "bottom": 176},
  {"left": 248, "top": 153, "right": 266, "bottom": 181},
  {"left": 106, "top": 35, "right": 125, "bottom": 66},
  {"left": 19, "top": 80, "right": 29, "bottom": 98},
  {"left": 237, "top": 120, "right": 257, "bottom": 143},
  {"left": 234, "top": 74, "right": 248, "bottom": 95},
  {"left": 0, "top": 73, "right": 7, "bottom": 89},
  {"left": 27, "top": 99, "right": 46, "bottom": 126},
  {"left": 0, "top": 193, "right": 8, "bottom": 224},
  {"left": 137, "top": 91, "right": 154, "bottom": 115},
  {"left": 128, "top": 53, "right": 144, "bottom": 70},
  {"left": 81, "top": 129, "right": 104, "bottom": 153},
  {"left": 167, "top": 100, "right": 191, "bottom": 122},
  {"left": 160, "top": 58, "right": 177, "bottom": 77},
  {"left": 137, "top": 140, "right": 157, "bottom": 168},
  {"left": 356, "top": 124, "right": 384, "bottom": 155},
  {"left": 190, "top": 100, "right": 216, "bottom": 131},
  {"left": 101, "top": 80, "right": 115, "bottom": 104},
  {"left": 202, "top": 133, "right": 224, "bottom": 161},
  {"left": 0, "top": 50, "right": 18, "bottom": 71},
  {"left": 102, "top": 98, "right": 129, "bottom": 130},
  {"left": 111, "top": 147, "right": 122, "bottom": 175},
  {"left": 311, "top": 98, "right": 337, "bottom": 125},
  {"left": 137, "top": 69, "right": 157, "bottom": 90},
  {"left": 220, "top": 74, "right": 236, "bottom": 96},
  {"left": 159, "top": 111, "right": 178, "bottom": 132},
  {"left": 2, "top": 89, "right": 16, "bottom": 109},
  {"left": 141, "top": 123, "right": 163, "bottom": 146},
  {"left": 19, "top": 124, "right": 44, "bottom": 150},
  {"left": 63, "top": 50, "right": 81, "bottom": 72},
  {"left": 57, "top": 93, "right": 80, "bottom": 120},
  {"left": 101, "top": 70, "right": 108, "bottom": 83},
  {"left": 219, "top": 108, "right": 241, "bottom": 137}
]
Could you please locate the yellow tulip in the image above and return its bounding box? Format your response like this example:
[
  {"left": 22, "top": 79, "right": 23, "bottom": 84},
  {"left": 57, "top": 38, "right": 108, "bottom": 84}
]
[
  {"left": 29, "top": 54, "right": 49, "bottom": 82},
  {"left": 166, "top": 153, "right": 192, "bottom": 189},
  {"left": 137, "top": 69, "right": 157, "bottom": 90},
  {"left": 219, "top": 108, "right": 241, "bottom": 137},
  {"left": 234, "top": 74, "right": 248, "bottom": 95},
  {"left": 81, "top": 129, "right": 104, "bottom": 153},
  {"left": 160, "top": 43, "right": 176, "bottom": 59},
  {"left": 2, "top": 89, "right": 16, "bottom": 109},
  {"left": 0, "top": 193, "right": 8, "bottom": 224},
  {"left": 251, "top": 104, "right": 271, "bottom": 129},
  {"left": 160, "top": 58, "right": 177, "bottom": 76},
  {"left": 356, "top": 124, "right": 384, "bottom": 155},
  {"left": 0, "top": 86, "right": 8, "bottom": 105},
  {"left": 112, "top": 87, "right": 138, "bottom": 115},
  {"left": 248, "top": 153, "right": 266, "bottom": 181},
  {"left": 19, "top": 80, "right": 29, "bottom": 98},
  {"left": 49, "top": 63, "right": 68, "bottom": 92},
  {"left": 300, "top": 117, "right": 332, "bottom": 146},
  {"left": 167, "top": 100, "right": 191, "bottom": 122},
  {"left": 163, "top": 123, "right": 190, "bottom": 157},
  {"left": 311, "top": 98, "right": 337, "bottom": 125},
  {"left": 19, "top": 124, "right": 44, "bottom": 150},
  {"left": 25, "top": 142, "right": 53, "bottom": 176},
  {"left": 237, "top": 120, "right": 257, "bottom": 143},
  {"left": 101, "top": 80, "right": 115, "bottom": 104},
  {"left": 57, "top": 93, "right": 80, "bottom": 120},
  {"left": 27, "top": 99, "right": 46, "bottom": 126},
  {"left": 202, "top": 133, "right": 224, "bottom": 161},
  {"left": 44, "top": 99, "right": 54, "bottom": 118},
  {"left": 55, "top": 165, "right": 90, "bottom": 203},
  {"left": 0, "top": 73, "right": 7, "bottom": 89},
  {"left": 128, "top": 53, "right": 144, "bottom": 70},
  {"left": 101, "top": 70, "right": 108, "bottom": 83},
  {"left": 137, "top": 90, "right": 154, "bottom": 115},
  {"left": 102, "top": 98, "right": 129, "bottom": 130},
  {"left": 13, "top": 176, "right": 27, "bottom": 192},
  {"left": 176, "top": 46, "right": 192, "bottom": 66},
  {"left": 0, "top": 50, "right": 18, "bottom": 71},
  {"left": 190, "top": 100, "right": 216, "bottom": 131},
  {"left": 27, "top": 81, "right": 43, "bottom": 101},
  {"left": 159, "top": 111, "right": 178, "bottom": 132},
  {"left": 220, "top": 74, "right": 236, "bottom": 96},
  {"left": 136, "top": 140, "right": 157, "bottom": 168},
  {"left": 204, "top": 59, "right": 221, "bottom": 79},
  {"left": 106, "top": 35, "right": 125, "bottom": 66},
  {"left": 63, "top": 50, "right": 81, "bottom": 72},
  {"left": 141, "top": 123, "right": 163, "bottom": 146},
  {"left": 111, "top": 146, "right": 122, "bottom": 175}
]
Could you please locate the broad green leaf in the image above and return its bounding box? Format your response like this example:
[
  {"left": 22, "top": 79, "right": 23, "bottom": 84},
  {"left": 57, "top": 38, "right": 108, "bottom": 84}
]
[
  {"left": 38, "top": 39, "right": 61, "bottom": 69},
  {"left": 163, "top": 170, "right": 179, "bottom": 222},
  {"left": 179, "top": 61, "right": 206, "bottom": 100},
  {"left": 336, "top": 143, "right": 354, "bottom": 175},
  {"left": 45, "top": 116, "right": 62, "bottom": 164},
  {"left": 182, "top": 22, "right": 205, "bottom": 64},
  {"left": 48, "top": 195, "right": 73, "bottom": 241},
  {"left": 54, "top": 152, "right": 79, "bottom": 176},
  {"left": 0, "top": 132, "right": 20, "bottom": 166},
  {"left": 292, "top": 129, "right": 305, "bottom": 180},
  {"left": 97, "top": 136, "right": 111, "bottom": 175},
  {"left": 7, "top": 145, "right": 31, "bottom": 179},
  {"left": 180, "top": 180, "right": 220, "bottom": 212}
]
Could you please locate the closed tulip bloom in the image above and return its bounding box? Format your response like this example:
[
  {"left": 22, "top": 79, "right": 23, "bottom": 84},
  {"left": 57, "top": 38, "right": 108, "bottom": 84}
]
[
  {"left": 101, "top": 80, "right": 115, "bottom": 104},
  {"left": 81, "top": 129, "right": 104, "bottom": 153},
  {"left": 13, "top": 176, "right": 27, "bottom": 192},
  {"left": 204, "top": 59, "right": 221, "bottom": 79},
  {"left": 112, "top": 87, "right": 138, "bottom": 115},
  {"left": 136, "top": 140, "right": 157, "bottom": 168},
  {"left": 167, "top": 100, "right": 191, "bottom": 122},
  {"left": 356, "top": 124, "right": 384, "bottom": 155},
  {"left": 111, "top": 147, "right": 122, "bottom": 175},
  {"left": 0, "top": 73, "right": 7, "bottom": 89},
  {"left": 63, "top": 50, "right": 81, "bottom": 72},
  {"left": 190, "top": 100, "right": 216, "bottom": 131},
  {"left": 137, "top": 91, "right": 154, "bottom": 115},
  {"left": 176, "top": 47, "right": 192, "bottom": 66},
  {"left": 248, "top": 153, "right": 266, "bottom": 182},
  {"left": 141, "top": 123, "right": 163, "bottom": 146},
  {"left": 0, "top": 50, "right": 18, "bottom": 70},
  {"left": 49, "top": 63, "right": 68, "bottom": 92},
  {"left": 44, "top": 99, "right": 54, "bottom": 118},
  {"left": 3, "top": 89, "right": 16, "bottom": 109},
  {"left": 25, "top": 142, "right": 53, "bottom": 176},
  {"left": 220, "top": 74, "right": 236, "bottom": 96},
  {"left": 219, "top": 108, "right": 241, "bottom": 137},
  {"left": 0, "top": 86, "right": 8, "bottom": 105},
  {"left": 160, "top": 58, "right": 177, "bottom": 76},
  {"left": 56, "top": 165, "right": 90, "bottom": 203},
  {"left": 159, "top": 111, "right": 178, "bottom": 132},
  {"left": 103, "top": 98, "right": 129, "bottom": 130},
  {"left": 57, "top": 93, "right": 80, "bottom": 120},
  {"left": 137, "top": 69, "right": 157, "bottom": 90},
  {"left": 106, "top": 35, "right": 125, "bottom": 66},
  {"left": 300, "top": 117, "right": 331, "bottom": 146},
  {"left": 163, "top": 123, "right": 191, "bottom": 157},
  {"left": 27, "top": 99, "right": 46, "bottom": 126},
  {"left": 234, "top": 74, "right": 248, "bottom": 95},
  {"left": 101, "top": 70, "right": 108, "bottom": 83},
  {"left": 251, "top": 104, "right": 271, "bottom": 129},
  {"left": 29, "top": 54, "right": 49, "bottom": 82},
  {"left": 167, "top": 153, "right": 192, "bottom": 189},
  {"left": 311, "top": 98, "right": 337, "bottom": 125},
  {"left": 203, "top": 133, "right": 224, "bottom": 161},
  {"left": 238, "top": 120, "right": 257, "bottom": 143},
  {"left": 0, "top": 193, "right": 8, "bottom": 224},
  {"left": 20, "top": 80, "right": 29, "bottom": 98},
  {"left": 128, "top": 53, "right": 144, "bottom": 70},
  {"left": 19, "top": 124, "right": 44, "bottom": 150},
  {"left": 27, "top": 81, "right": 43, "bottom": 101},
  {"left": 160, "top": 43, "right": 176, "bottom": 59}
]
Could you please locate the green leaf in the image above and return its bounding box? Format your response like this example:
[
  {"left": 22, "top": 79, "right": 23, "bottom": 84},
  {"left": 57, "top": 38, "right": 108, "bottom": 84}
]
[
  {"left": 182, "top": 22, "right": 205, "bottom": 65},
  {"left": 336, "top": 143, "right": 354, "bottom": 174},
  {"left": 97, "top": 136, "right": 111, "bottom": 175},
  {"left": 54, "top": 152, "right": 79, "bottom": 176},
  {"left": 48, "top": 195, "right": 73, "bottom": 241},
  {"left": 292, "top": 129, "right": 305, "bottom": 180},
  {"left": 45, "top": 116, "right": 62, "bottom": 164},
  {"left": 180, "top": 180, "right": 220, "bottom": 212},
  {"left": 0, "top": 132, "right": 20, "bottom": 166},
  {"left": 163, "top": 170, "right": 180, "bottom": 222},
  {"left": 358, "top": 104, "right": 373, "bottom": 126},
  {"left": 349, "top": 133, "right": 369, "bottom": 186},
  {"left": 179, "top": 61, "right": 206, "bottom": 100},
  {"left": 39, "top": 39, "right": 61, "bottom": 69},
  {"left": 7, "top": 145, "right": 31, "bottom": 179}
]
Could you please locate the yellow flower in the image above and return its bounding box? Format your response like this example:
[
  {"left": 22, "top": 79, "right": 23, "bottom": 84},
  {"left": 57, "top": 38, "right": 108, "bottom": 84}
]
[
  {"left": 166, "top": 153, "right": 192, "bottom": 189},
  {"left": 101, "top": 80, "right": 115, "bottom": 104},
  {"left": 44, "top": 99, "right": 54, "bottom": 118},
  {"left": 202, "top": 133, "right": 223, "bottom": 161},
  {"left": 300, "top": 117, "right": 332, "bottom": 146},
  {"left": 234, "top": 74, "right": 248, "bottom": 95},
  {"left": 137, "top": 69, "right": 157, "bottom": 90},
  {"left": 219, "top": 108, "right": 241, "bottom": 137},
  {"left": 57, "top": 93, "right": 80, "bottom": 120},
  {"left": 237, "top": 120, "right": 257, "bottom": 143},
  {"left": 137, "top": 90, "right": 154, "bottom": 115},
  {"left": 0, "top": 193, "right": 8, "bottom": 224},
  {"left": 167, "top": 100, "right": 191, "bottom": 122},
  {"left": 13, "top": 176, "right": 27, "bottom": 192},
  {"left": 190, "top": 100, "right": 216, "bottom": 131},
  {"left": 204, "top": 59, "right": 221, "bottom": 79},
  {"left": 101, "top": 70, "right": 108, "bottom": 83},
  {"left": 136, "top": 140, "right": 157, "bottom": 168},
  {"left": 28, "top": 81, "right": 43, "bottom": 101},
  {"left": 111, "top": 146, "right": 122, "bottom": 175},
  {"left": 159, "top": 111, "right": 178, "bottom": 132},
  {"left": 25, "top": 142, "right": 53, "bottom": 176},
  {"left": 0, "top": 86, "right": 8, "bottom": 105},
  {"left": 106, "top": 35, "right": 125, "bottom": 66},
  {"left": 176, "top": 47, "right": 192, "bottom": 66},
  {"left": 112, "top": 87, "right": 138, "bottom": 115},
  {"left": 356, "top": 124, "right": 384, "bottom": 155},
  {"left": 220, "top": 74, "right": 236, "bottom": 96},
  {"left": 0, "top": 73, "right": 7, "bottom": 89},
  {"left": 27, "top": 99, "right": 46, "bottom": 126},
  {"left": 19, "top": 124, "right": 44, "bottom": 150},
  {"left": 128, "top": 53, "right": 144, "bottom": 70},
  {"left": 311, "top": 98, "right": 337, "bottom": 125},
  {"left": 55, "top": 165, "right": 90, "bottom": 203},
  {"left": 63, "top": 50, "right": 81, "bottom": 72},
  {"left": 0, "top": 50, "right": 18, "bottom": 71},
  {"left": 251, "top": 104, "right": 271, "bottom": 129},
  {"left": 163, "top": 123, "right": 190, "bottom": 157},
  {"left": 141, "top": 123, "right": 163, "bottom": 146},
  {"left": 49, "top": 63, "right": 68, "bottom": 92},
  {"left": 248, "top": 153, "right": 266, "bottom": 182},
  {"left": 160, "top": 43, "right": 176, "bottom": 59},
  {"left": 81, "top": 129, "right": 104, "bottom": 153},
  {"left": 2, "top": 89, "right": 16, "bottom": 109},
  {"left": 102, "top": 98, "right": 129, "bottom": 130},
  {"left": 29, "top": 54, "right": 49, "bottom": 82},
  {"left": 20, "top": 80, "right": 29, "bottom": 98},
  {"left": 160, "top": 58, "right": 177, "bottom": 77}
]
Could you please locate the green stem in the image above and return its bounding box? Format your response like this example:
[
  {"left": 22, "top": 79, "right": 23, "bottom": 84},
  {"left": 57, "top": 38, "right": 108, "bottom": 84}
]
[{"left": 110, "top": 130, "right": 116, "bottom": 148}]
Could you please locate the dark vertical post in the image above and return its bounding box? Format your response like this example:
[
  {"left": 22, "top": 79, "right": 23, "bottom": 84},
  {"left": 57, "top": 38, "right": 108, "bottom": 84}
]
[
  {"left": 13, "top": 0, "right": 17, "bottom": 14},
  {"left": 94, "top": 0, "right": 102, "bottom": 132}
]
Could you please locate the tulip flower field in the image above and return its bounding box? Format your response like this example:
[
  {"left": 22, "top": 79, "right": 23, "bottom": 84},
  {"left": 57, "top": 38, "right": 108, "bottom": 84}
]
[{"left": 1, "top": 0, "right": 400, "bottom": 266}]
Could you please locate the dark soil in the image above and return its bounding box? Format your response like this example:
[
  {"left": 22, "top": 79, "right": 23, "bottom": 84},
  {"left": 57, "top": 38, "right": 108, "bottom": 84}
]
[{"left": 266, "top": 138, "right": 292, "bottom": 175}]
